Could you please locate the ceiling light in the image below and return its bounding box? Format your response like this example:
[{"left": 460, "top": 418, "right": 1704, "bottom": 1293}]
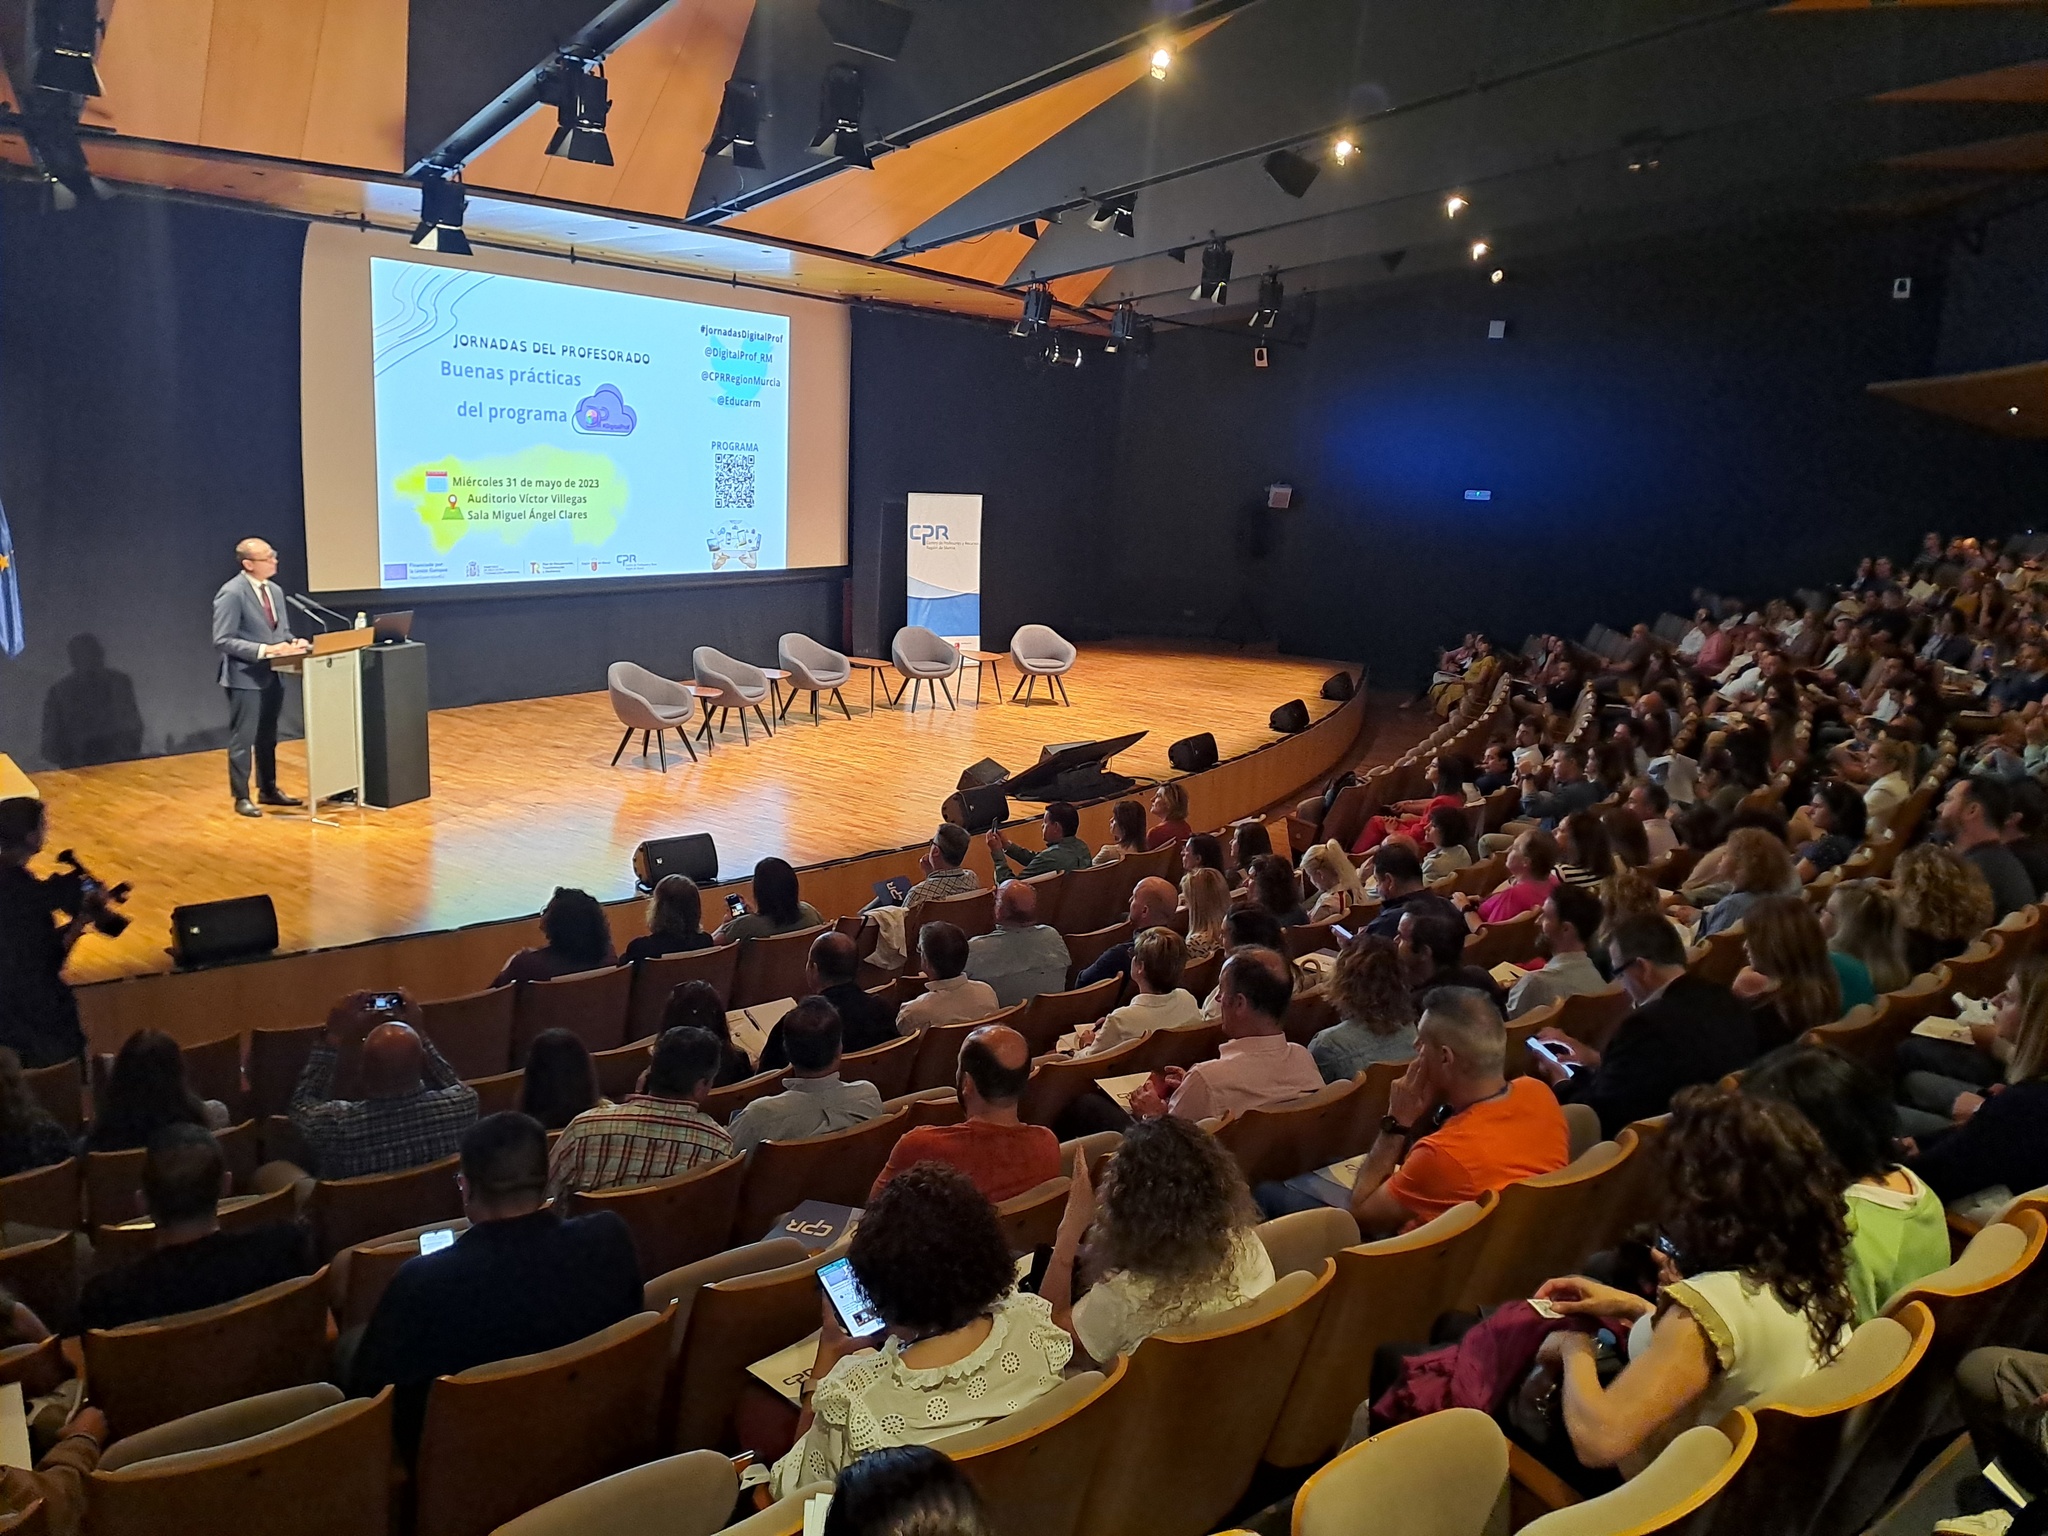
[
  {"left": 2011, "top": 406, "right": 2022, "bottom": 417},
  {"left": 1011, "top": 284, "right": 1052, "bottom": 338},
  {"left": 1044, "top": 336, "right": 1083, "bottom": 368},
  {"left": 1250, "top": 273, "right": 1283, "bottom": 330},
  {"left": 1150, "top": 46, "right": 1173, "bottom": 79},
  {"left": 1106, "top": 303, "right": 1150, "bottom": 354},
  {"left": 410, "top": 174, "right": 472, "bottom": 256},
  {"left": 1263, "top": 149, "right": 1319, "bottom": 199},
  {"left": 708, "top": 79, "right": 764, "bottom": 169},
  {"left": 540, "top": 60, "right": 613, "bottom": 165},
  {"left": 1469, "top": 240, "right": 1489, "bottom": 261},
  {"left": 1089, "top": 195, "right": 1136, "bottom": 238},
  {"left": 1331, "top": 136, "right": 1357, "bottom": 166},
  {"left": 1191, "top": 240, "right": 1232, "bottom": 305},
  {"left": 1489, "top": 268, "right": 1505, "bottom": 284},
  {"left": 812, "top": 63, "right": 871, "bottom": 168},
  {"left": 1445, "top": 195, "right": 1467, "bottom": 218},
  {"left": 31, "top": 0, "right": 102, "bottom": 96}
]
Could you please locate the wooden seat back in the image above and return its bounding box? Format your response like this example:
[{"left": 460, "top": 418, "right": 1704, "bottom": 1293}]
[
  {"left": 1055, "top": 861, "right": 1133, "bottom": 935},
  {"left": 837, "top": 1033, "right": 919, "bottom": 1100},
  {"left": 701, "top": 1067, "right": 789, "bottom": 1125},
  {"left": 670, "top": 1250, "right": 828, "bottom": 1452},
  {"left": 1019, "top": 1037, "right": 1146, "bottom": 1128},
  {"left": 993, "top": 1176, "right": 1071, "bottom": 1256},
  {"left": 1019, "top": 870, "right": 1067, "bottom": 933},
  {"left": 1686, "top": 926, "right": 1748, "bottom": 989},
  {"left": 248, "top": 1025, "right": 323, "bottom": 1121},
  {"left": 730, "top": 1108, "right": 909, "bottom": 1244},
  {"left": 1212, "top": 1078, "right": 1359, "bottom": 1187},
  {"left": 491, "top": 1448, "right": 740, "bottom": 1536},
  {"left": 512, "top": 966, "right": 633, "bottom": 1059},
  {"left": 1282, "top": 992, "right": 1339, "bottom": 1049},
  {"left": 1018, "top": 977, "right": 1125, "bottom": 1056},
  {"left": 332, "top": 1218, "right": 472, "bottom": 1333},
  {"left": 908, "top": 1007, "right": 1022, "bottom": 1093},
  {"left": 21, "top": 1059, "right": 82, "bottom": 1136},
  {"left": 85, "top": 1120, "right": 259, "bottom": 1233},
  {"left": 0, "top": 1157, "right": 78, "bottom": 1232},
  {"left": 1061, "top": 923, "right": 1131, "bottom": 990},
  {"left": 1549, "top": 984, "right": 1634, "bottom": 1053},
  {"left": 1938, "top": 936, "right": 2012, "bottom": 1005},
  {"left": 567, "top": 1156, "right": 747, "bottom": 1279},
  {"left": 1181, "top": 949, "right": 1222, "bottom": 1001},
  {"left": 94, "top": 1184, "right": 296, "bottom": 1274},
  {"left": 730, "top": 925, "right": 830, "bottom": 1010},
  {"left": 590, "top": 1038, "right": 654, "bottom": 1102},
  {"left": 626, "top": 946, "right": 740, "bottom": 1039},
  {"left": 1463, "top": 911, "right": 1542, "bottom": 971},
  {"left": 305, "top": 1155, "right": 462, "bottom": 1258},
  {"left": 1292, "top": 1406, "right": 1509, "bottom": 1536},
  {"left": 937, "top": 1360, "right": 1126, "bottom": 1536},
  {"left": 0, "top": 1231, "right": 77, "bottom": 1337},
  {"left": 907, "top": 886, "right": 996, "bottom": 942},
  {"left": 1283, "top": 919, "right": 1347, "bottom": 960},
  {"left": 419, "top": 987, "right": 518, "bottom": 1080},
  {"left": 1456, "top": 1140, "right": 1634, "bottom": 1310}
]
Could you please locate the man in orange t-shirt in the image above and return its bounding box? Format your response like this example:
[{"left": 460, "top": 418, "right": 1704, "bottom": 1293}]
[
  {"left": 871, "top": 1024, "right": 1060, "bottom": 1205},
  {"left": 1348, "top": 986, "right": 1570, "bottom": 1237}
]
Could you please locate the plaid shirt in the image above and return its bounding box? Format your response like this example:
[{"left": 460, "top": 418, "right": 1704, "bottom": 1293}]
[
  {"left": 289, "top": 1041, "right": 479, "bottom": 1180},
  {"left": 546, "top": 1095, "right": 734, "bottom": 1200}
]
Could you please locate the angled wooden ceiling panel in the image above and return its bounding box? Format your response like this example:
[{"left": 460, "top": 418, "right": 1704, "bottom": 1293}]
[
  {"left": 1888, "top": 127, "right": 2048, "bottom": 171},
  {"left": 1876, "top": 58, "right": 2048, "bottom": 102},
  {"left": 85, "top": 0, "right": 216, "bottom": 138},
  {"left": 301, "top": 0, "right": 410, "bottom": 169},
  {"left": 1049, "top": 268, "right": 1109, "bottom": 306},
  {"left": 905, "top": 228, "right": 1037, "bottom": 285},
  {"left": 1870, "top": 359, "right": 2048, "bottom": 438},
  {"left": 462, "top": 0, "right": 753, "bottom": 215}
]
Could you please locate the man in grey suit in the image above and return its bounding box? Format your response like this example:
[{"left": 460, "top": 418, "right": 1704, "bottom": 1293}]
[{"left": 212, "top": 538, "right": 309, "bottom": 818}]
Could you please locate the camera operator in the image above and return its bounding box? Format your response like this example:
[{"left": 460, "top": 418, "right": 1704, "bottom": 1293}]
[{"left": 0, "top": 799, "right": 96, "bottom": 1069}]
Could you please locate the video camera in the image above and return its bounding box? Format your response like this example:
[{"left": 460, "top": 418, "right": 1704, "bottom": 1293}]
[{"left": 45, "top": 850, "right": 131, "bottom": 938}]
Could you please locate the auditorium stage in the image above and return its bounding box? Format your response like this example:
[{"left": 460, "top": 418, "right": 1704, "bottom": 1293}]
[{"left": 35, "top": 642, "right": 1380, "bottom": 991}]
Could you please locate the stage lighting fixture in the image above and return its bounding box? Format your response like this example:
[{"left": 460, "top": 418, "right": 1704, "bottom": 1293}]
[
  {"left": 540, "top": 60, "right": 613, "bottom": 165},
  {"left": 1445, "top": 194, "right": 1467, "bottom": 217},
  {"left": 818, "top": 0, "right": 914, "bottom": 61},
  {"left": 1263, "top": 148, "right": 1319, "bottom": 199},
  {"left": 1249, "top": 272, "right": 1283, "bottom": 329},
  {"left": 1044, "top": 336, "right": 1084, "bottom": 368},
  {"left": 19, "top": 99, "right": 106, "bottom": 210},
  {"left": 410, "top": 174, "right": 472, "bottom": 256},
  {"left": 1469, "top": 240, "right": 1489, "bottom": 261},
  {"left": 1011, "top": 283, "right": 1052, "bottom": 338},
  {"left": 1088, "top": 195, "right": 1135, "bottom": 238},
  {"left": 1191, "top": 240, "right": 1232, "bottom": 304},
  {"left": 812, "top": 63, "right": 871, "bottom": 167},
  {"left": 1489, "top": 268, "right": 1505, "bottom": 284},
  {"left": 1105, "top": 302, "right": 1150, "bottom": 354},
  {"left": 32, "top": 0, "right": 101, "bottom": 96},
  {"left": 708, "top": 79, "right": 764, "bottom": 169},
  {"left": 1017, "top": 219, "right": 1043, "bottom": 239},
  {"left": 1331, "top": 135, "right": 1357, "bottom": 165},
  {"left": 1150, "top": 46, "right": 1173, "bottom": 80}
]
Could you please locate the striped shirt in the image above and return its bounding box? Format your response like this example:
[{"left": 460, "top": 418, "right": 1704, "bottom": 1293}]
[{"left": 546, "top": 1095, "right": 734, "bottom": 1199}]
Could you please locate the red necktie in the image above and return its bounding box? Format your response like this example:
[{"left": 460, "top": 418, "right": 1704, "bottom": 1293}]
[{"left": 259, "top": 585, "right": 276, "bottom": 628}]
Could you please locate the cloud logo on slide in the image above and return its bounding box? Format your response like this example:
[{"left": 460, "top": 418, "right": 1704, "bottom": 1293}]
[{"left": 572, "top": 384, "right": 637, "bottom": 436}]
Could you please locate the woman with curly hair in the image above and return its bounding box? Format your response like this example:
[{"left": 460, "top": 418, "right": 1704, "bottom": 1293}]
[
  {"left": 1694, "top": 827, "right": 1796, "bottom": 939},
  {"left": 1043, "top": 1116, "right": 1274, "bottom": 1366},
  {"left": 1531, "top": 1086, "right": 1856, "bottom": 1472},
  {"left": 493, "top": 886, "right": 616, "bottom": 985},
  {"left": 1731, "top": 894, "right": 1851, "bottom": 1048},
  {"left": 1308, "top": 935, "right": 1418, "bottom": 1081},
  {"left": 1893, "top": 843, "right": 1995, "bottom": 976},
  {"left": 768, "top": 1163, "right": 1070, "bottom": 1498}
]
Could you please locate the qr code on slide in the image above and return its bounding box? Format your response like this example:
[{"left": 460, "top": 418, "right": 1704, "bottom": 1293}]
[{"left": 714, "top": 452, "right": 756, "bottom": 511}]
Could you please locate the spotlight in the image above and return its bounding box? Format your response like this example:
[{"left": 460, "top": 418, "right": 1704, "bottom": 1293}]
[
  {"left": 1469, "top": 240, "right": 1489, "bottom": 261},
  {"left": 812, "top": 63, "right": 870, "bottom": 167},
  {"left": 1262, "top": 148, "right": 1319, "bottom": 199},
  {"left": 1088, "top": 195, "right": 1136, "bottom": 238},
  {"left": 1017, "top": 218, "right": 1045, "bottom": 240},
  {"left": 1044, "top": 336, "right": 1084, "bottom": 368},
  {"left": 540, "top": 60, "right": 613, "bottom": 165},
  {"left": 1011, "top": 284, "right": 1052, "bottom": 338},
  {"left": 20, "top": 98, "right": 107, "bottom": 210},
  {"left": 1150, "top": 46, "right": 1172, "bottom": 80},
  {"left": 708, "top": 79, "right": 763, "bottom": 169},
  {"left": 1191, "top": 240, "right": 1232, "bottom": 304},
  {"left": 1445, "top": 195, "right": 1467, "bottom": 218},
  {"left": 2011, "top": 406, "right": 2022, "bottom": 417},
  {"left": 31, "top": 0, "right": 101, "bottom": 96},
  {"left": 1250, "top": 272, "right": 1283, "bottom": 329},
  {"left": 1331, "top": 135, "right": 1357, "bottom": 165},
  {"left": 1106, "top": 302, "right": 1150, "bottom": 354},
  {"left": 410, "top": 174, "right": 472, "bottom": 256},
  {"left": 1489, "top": 268, "right": 1505, "bottom": 284}
]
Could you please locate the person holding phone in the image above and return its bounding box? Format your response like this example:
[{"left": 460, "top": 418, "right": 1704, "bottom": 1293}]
[{"left": 286, "top": 990, "right": 479, "bottom": 1180}]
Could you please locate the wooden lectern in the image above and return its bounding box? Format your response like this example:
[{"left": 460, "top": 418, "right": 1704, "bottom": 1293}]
[{"left": 275, "top": 630, "right": 373, "bottom": 825}]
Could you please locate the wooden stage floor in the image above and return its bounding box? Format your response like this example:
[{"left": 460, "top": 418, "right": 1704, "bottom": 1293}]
[{"left": 34, "top": 642, "right": 1359, "bottom": 985}]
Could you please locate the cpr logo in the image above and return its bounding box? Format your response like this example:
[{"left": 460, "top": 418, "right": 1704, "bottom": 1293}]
[{"left": 909, "top": 524, "right": 950, "bottom": 544}]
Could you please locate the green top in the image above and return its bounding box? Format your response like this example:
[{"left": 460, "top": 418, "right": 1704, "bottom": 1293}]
[
  {"left": 992, "top": 835, "right": 1094, "bottom": 880},
  {"left": 1843, "top": 1170, "right": 1950, "bottom": 1322},
  {"left": 1830, "top": 950, "right": 1877, "bottom": 1013}
]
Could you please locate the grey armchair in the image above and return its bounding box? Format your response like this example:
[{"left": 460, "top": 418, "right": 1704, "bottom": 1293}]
[
  {"left": 607, "top": 662, "right": 699, "bottom": 770},
  {"left": 777, "top": 633, "right": 852, "bottom": 725},
  {"left": 890, "top": 626, "right": 961, "bottom": 712},
  {"left": 692, "top": 646, "right": 775, "bottom": 745},
  {"left": 1009, "top": 623, "right": 1077, "bottom": 705}
]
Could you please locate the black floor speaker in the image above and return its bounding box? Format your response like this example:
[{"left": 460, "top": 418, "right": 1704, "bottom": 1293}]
[
  {"left": 1168, "top": 733, "right": 1219, "bottom": 773},
  {"left": 171, "top": 895, "right": 279, "bottom": 968},
  {"left": 945, "top": 782, "right": 1010, "bottom": 833},
  {"left": 634, "top": 833, "right": 719, "bottom": 889},
  {"left": 1320, "top": 671, "right": 1355, "bottom": 702},
  {"left": 1269, "top": 699, "right": 1311, "bottom": 733},
  {"left": 957, "top": 758, "right": 1008, "bottom": 791}
]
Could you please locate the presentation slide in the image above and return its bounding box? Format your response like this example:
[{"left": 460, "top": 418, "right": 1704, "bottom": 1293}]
[{"left": 369, "top": 259, "right": 789, "bottom": 589}]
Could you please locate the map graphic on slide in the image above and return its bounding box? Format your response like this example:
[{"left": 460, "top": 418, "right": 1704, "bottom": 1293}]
[{"left": 368, "top": 257, "right": 790, "bottom": 588}]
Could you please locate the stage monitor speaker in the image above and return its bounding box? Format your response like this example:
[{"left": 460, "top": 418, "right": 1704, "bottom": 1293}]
[
  {"left": 957, "top": 758, "right": 1008, "bottom": 792},
  {"left": 1321, "top": 671, "right": 1355, "bottom": 702},
  {"left": 1269, "top": 699, "right": 1310, "bottom": 734},
  {"left": 171, "top": 894, "right": 279, "bottom": 968},
  {"left": 634, "top": 833, "right": 719, "bottom": 890},
  {"left": 1168, "top": 732, "right": 1219, "bottom": 773},
  {"left": 945, "top": 783, "right": 1009, "bottom": 834}
]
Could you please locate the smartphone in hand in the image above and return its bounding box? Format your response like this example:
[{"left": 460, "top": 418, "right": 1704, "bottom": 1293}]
[{"left": 819, "top": 1257, "right": 885, "bottom": 1341}]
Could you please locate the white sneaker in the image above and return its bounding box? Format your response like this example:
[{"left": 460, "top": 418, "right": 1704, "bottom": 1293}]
[{"left": 1936, "top": 1511, "right": 2014, "bottom": 1535}]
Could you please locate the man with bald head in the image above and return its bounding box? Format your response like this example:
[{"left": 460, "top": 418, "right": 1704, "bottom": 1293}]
[
  {"left": 757, "top": 930, "right": 899, "bottom": 1072},
  {"left": 1075, "top": 876, "right": 1180, "bottom": 990},
  {"left": 212, "top": 536, "right": 310, "bottom": 817},
  {"left": 870, "top": 1024, "right": 1060, "bottom": 1203},
  {"left": 289, "top": 990, "right": 479, "bottom": 1179},
  {"left": 1130, "top": 946, "right": 1322, "bottom": 1122},
  {"left": 965, "top": 879, "right": 1072, "bottom": 1008}
]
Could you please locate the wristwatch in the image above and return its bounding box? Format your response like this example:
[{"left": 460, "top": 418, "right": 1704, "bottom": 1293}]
[{"left": 1378, "top": 1114, "right": 1413, "bottom": 1140}]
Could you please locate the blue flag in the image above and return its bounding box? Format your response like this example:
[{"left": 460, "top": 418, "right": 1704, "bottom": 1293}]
[{"left": 0, "top": 498, "right": 19, "bottom": 658}]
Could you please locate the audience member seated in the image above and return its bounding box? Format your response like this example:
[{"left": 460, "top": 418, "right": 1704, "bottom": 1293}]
[
  {"left": 1195, "top": 907, "right": 1290, "bottom": 1020},
  {"left": 660, "top": 979, "right": 755, "bottom": 1086},
  {"left": 900, "top": 822, "right": 979, "bottom": 910},
  {"left": 79, "top": 1123, "right": 313, "bottom": 1330},
  {"left": 870, "top": 1025, "right": 1058, "bottom": 1203},
  {"left": 349, "top": 1112, "right": 642, "bottom": 1454},
  {"left": 288, "top": 992, "right": 480, "bottom": 1179},
  {"left": 1518, "top": 746, "right": 1606, "bottom": 832},
  {"left": 715, "top": 857, "right": 825, "bottom": 942},
  {"left": 546, "top": 1026, "right": 732, "bottom": 1198},
  {"left": 1094, "top": 799, "right": 1148, "bottom": 865},
  {"left": 1825, "top": 880, "right": 1910, "bottom": 995},
  {"left": 1400, "top": 911, "right": 1507, "bottom": 1008},
  {"left": 1182, "top": 833, "right": 1227, "bottom": 888},
  {"left": 1350, "top": 755, "right": 1473, "bottom": 856},
  {"left": 821, "top": 1446, "right": 993, "bottom": 1536},
  {"left": 1362, "top": 844, "right": 1461, "bottom": 939},
  {"left": 492, "top": 887, "right": 616, "bottom": 985},
  {"left": 1301, "top": 840, "right": 1368, "bottom": 924},
  {"left": 986, "top": 801, "right": 1091, "bottom": 879},
  {"left": 1045, "top": 1116, "right": 1274, "bottom": 1365},
  {"left": 1462, "top": 830, "right": 1559, "bottom": 926},
  {"left": 1692, "top": 827, "right": 1797, "bottom": 939},
  {"left": 1227, "top": 822, "right": 1275, "bottom": 890},
  {"left": 1907, "top": 954, "right": 2048, "bottom": 1207},
  {"left": 1795, "top": 781, "right": 1866, "bottom": 881},
  {"left": 1309, "top": 935, "right": 1418, "bottom": 1082},
  {"left": 1526, "top": 1088, "right": 1854, "bottom": 1475},
  {"left": 0, "top": 1048, "right": 71, "bottom": 1178},
  {"left": 518, "top": 1029, "right": 601, "bottom": 1132},
  {"left": 1554, "top": 811, "right": 1613, "bottom": 890},
  {"left": 965, "top": 881, "right": 1072, "bottom": 1009},
  {"left": 1629, "top": 783, "right": 1679, "bottom": 862},
  {"left": 1894, "top": 844, "right": 1996, "bottom": 976},
  {"left": 1182, "top": 865, "right": 1230, "bottom": 962},
  {"left": 1421, "top": 806, "right": 1475, "bottom": 882},
  {"left": 1505, "top": 885, "right": 1608, "bottom": 1019},
  {"left": 1731, "top": 895, "right": 1857, "bottom": 1046},
  {"left": 1528, "top": 915, "right": 1759, "bottom": 1138},
  {"left": 1129, "top": 948, "right": 1322, "bottom": 1122},
  {"left": 86, "top": 1028, "right": 230, "bottom": 1152},
  {"left": 767, "top": 1163, "right": 1071, "bottom": 1497},
  {"left": 1078, "top": 928, "right": 1201, "bottom": 1057},
  {"left": 1743, "top": 1047, "right": 1947, "bottom": 1322},
  {"left": 1897, "top": 966, "right": 2029, "bottom": 1141},
  {"left": 1243, "top": 854, "right": 1308, "bottom": 928},
  {"left": 897, "top": 921, "right": 1001, "bottom": 1035},
  {"left": 1860, "top": 737, "right": 1916, "bottom": 837},
  {"left": 1076, "top": 877, "right": 1180, "bottom": 989},
  {"left": 1146, "top": 782, "right": 1193, "bottom": 850},
  {"left": 619, "top": 874, "right": 713, "bottom": 963},
  {"left": 728, "top": 999, "right": 884, "bottom": 1154},
  {"left": 759, "top": 932, "right": 898, "bottom": 1071},
  {"left": 1941, "top": 775, "right": 2037, "bottom": 919},
  {"left": 1598, "top": 803, "right": 1650, "bottom": 872}
]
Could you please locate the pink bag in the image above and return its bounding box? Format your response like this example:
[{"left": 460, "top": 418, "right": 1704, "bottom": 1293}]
[{"left": 1371, "top": 1301, "right": 1597, "bottom": 1426}]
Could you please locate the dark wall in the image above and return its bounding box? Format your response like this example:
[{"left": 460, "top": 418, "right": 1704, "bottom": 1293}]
[{"left": 1105, "top": 217, "right": 2048, "bottom": 688}]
